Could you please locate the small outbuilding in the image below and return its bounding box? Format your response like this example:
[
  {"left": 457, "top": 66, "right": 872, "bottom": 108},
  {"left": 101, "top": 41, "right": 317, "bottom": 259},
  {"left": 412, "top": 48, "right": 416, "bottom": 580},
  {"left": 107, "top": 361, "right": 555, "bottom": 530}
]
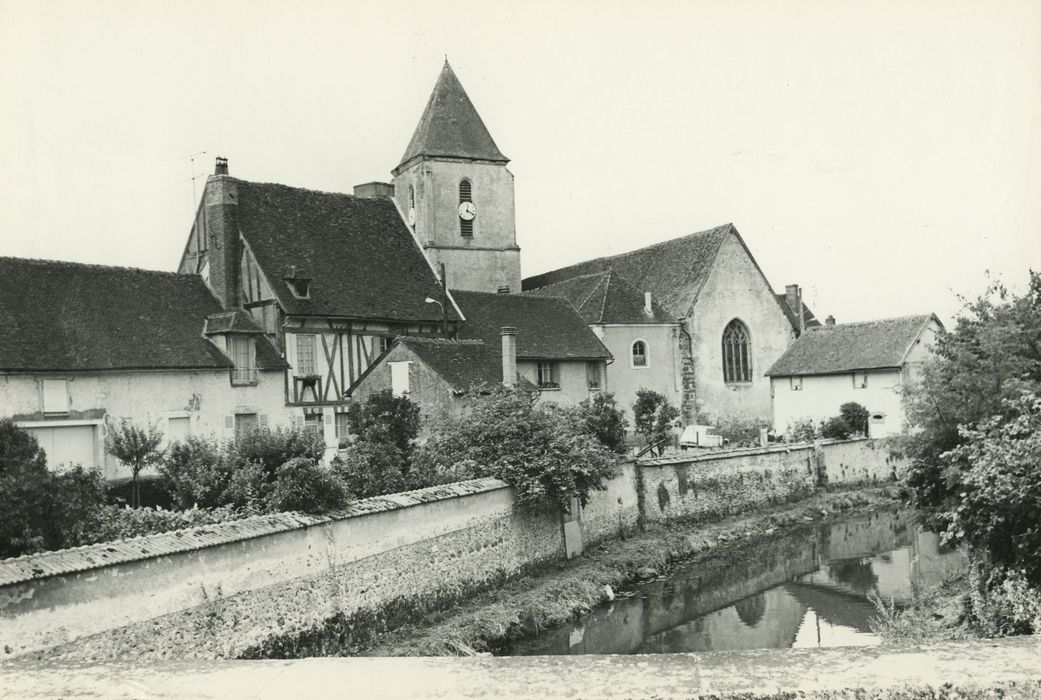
[{"left": 765, "top": 314, "right": 943, "bottom": 437}]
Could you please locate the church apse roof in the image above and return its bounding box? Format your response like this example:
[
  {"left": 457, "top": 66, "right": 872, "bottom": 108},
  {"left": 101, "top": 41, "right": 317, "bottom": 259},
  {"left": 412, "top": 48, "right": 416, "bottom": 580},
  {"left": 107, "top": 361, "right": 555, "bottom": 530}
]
[
  {"left": 523, "top": 224, "right": 734, "bottom": 319},
  {"left": 524, "top": 269, "right": 676, "bottom": 325},
  {"left": 395, "top": 62, "right": 509, "bottom": 172}
]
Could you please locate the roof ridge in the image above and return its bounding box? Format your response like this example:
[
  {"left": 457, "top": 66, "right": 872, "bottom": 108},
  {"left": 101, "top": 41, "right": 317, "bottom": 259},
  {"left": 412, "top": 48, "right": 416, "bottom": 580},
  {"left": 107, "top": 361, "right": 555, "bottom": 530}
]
[
  {"left": 808, "top": 313, "right": 934, "bottom": 330},
  {"left": 0, "top": 256, "right": 194, "bottom": 278},
  {"left": 401, "top": 336, "right": 486, "bottom": 346},
  {"left": 232, "top": 177, "right": 381, "bottom": 201}
]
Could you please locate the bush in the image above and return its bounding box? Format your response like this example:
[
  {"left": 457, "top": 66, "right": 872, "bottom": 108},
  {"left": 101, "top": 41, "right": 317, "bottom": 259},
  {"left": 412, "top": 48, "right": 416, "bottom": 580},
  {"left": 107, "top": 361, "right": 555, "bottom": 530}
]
[
  {"left": 339, "top": 392, "right": 431, "bottom": 498},
  {"left": 0, "top": 420, "right": 53, "bottom": 556},
  {"left": 159, "top": 436, "right": 230, "bottom": 509},
  {"left": 88, "top": 504, "right": 248, "bottom": 544},
  {"left": 50, "top": 467, "right": 109, "bottom": 548},
  {"left": 267, "top": 458, "right": 349, "bottom": 514},
  {"left": 573, "top": 392, "right": 628, "bottom": 454},
  {"left": 821, "top": 415, "right": 852, "bottom": 439},
  {"left": 231, "top": 426, "right": 325, "bottom": 480},
  {"left": 839, "top": 402, "right": 870, "bottom": 437},
  {"left": 785, "top": 417, "right": 819, "bottom": 443},
  {"left": 632, "top": 389, "right": 680, "bottom": 456},
  {"left": 223, "top": 461, "right": 270, "bottom": 513},
  {"left": 414, "top": 386, "right": 618, "bottom": 510},
  {"left": 334, "top": 442, "right": 407, "bottom": 499},
  {"left": 347, "top": 390, "right": 420, "bottom": 456}
]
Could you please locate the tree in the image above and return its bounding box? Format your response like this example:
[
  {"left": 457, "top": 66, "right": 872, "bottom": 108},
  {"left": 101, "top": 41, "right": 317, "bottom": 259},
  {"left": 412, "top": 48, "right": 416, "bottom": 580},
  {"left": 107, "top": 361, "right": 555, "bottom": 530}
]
[
  {"left": 905, "top": 272, "right": 1041, "bottom": 518},
  {"left": 346, "top": 390, "right": 420, "bottom": 456},
  {"left": 339, "top": 391, "right": 423, "bottom": 496},
  {"left": 632, "top": 389, "right": 680, "bottom": 456},
  {"left": 839, "top": 402, "right": 870, "bottom": 437},
  {"left": 574, "top": 392, "right": 628, "bottom": 454},
  {"left": 106, "top": 419, "right": 164, "bottom": 508},
  {"left": 0, "top": 420, "right": 53, "bottom": 556},
  {"left": 414, "top": 385, "right": 618, "bottom": 510}
]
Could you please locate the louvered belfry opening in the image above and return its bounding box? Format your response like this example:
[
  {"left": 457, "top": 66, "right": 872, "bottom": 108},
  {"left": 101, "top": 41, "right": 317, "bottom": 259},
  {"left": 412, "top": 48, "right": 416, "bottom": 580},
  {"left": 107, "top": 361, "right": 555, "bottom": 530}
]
[
  {"left": 459, "top": 179, "right": 473, "bottom": 237},
  {"left": 722, "top": 319, "right": 752, "bottom": 383}
]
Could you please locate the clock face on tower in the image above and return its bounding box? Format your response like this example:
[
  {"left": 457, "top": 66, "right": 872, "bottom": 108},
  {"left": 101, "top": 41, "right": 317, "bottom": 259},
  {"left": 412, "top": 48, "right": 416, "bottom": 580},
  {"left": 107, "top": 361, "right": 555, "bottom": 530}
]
[{"left": 458, "top": 201, "right": 477, "bottom": 221}]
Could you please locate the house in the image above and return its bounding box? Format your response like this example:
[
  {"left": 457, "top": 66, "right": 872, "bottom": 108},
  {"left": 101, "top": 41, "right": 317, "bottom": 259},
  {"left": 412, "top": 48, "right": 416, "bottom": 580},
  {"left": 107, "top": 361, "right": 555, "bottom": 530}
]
[
  {"left": 177, "top": 161, "right": 463, "bottom": 453},
  {"left": 524, "top": 270, "right": 683, "bottom": 420},
  {"left": 350, "top": 291, "right": 612, "bottom": 420},
  {"left": 765, "top": 314, "right": 943, "bottom": 437},
  {"left": 0, "top": 258, "right": 290, "bottom": 478},
  {"left": 523, "top": 225, "right": 820, "bottom": 426}
]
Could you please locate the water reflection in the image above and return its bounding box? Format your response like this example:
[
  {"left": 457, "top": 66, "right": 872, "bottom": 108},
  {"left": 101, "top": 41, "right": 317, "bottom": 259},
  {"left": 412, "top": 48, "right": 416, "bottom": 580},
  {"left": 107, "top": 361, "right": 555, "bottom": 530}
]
[{"left": 506, "top": 510, "right": 967, "bottom": 656}]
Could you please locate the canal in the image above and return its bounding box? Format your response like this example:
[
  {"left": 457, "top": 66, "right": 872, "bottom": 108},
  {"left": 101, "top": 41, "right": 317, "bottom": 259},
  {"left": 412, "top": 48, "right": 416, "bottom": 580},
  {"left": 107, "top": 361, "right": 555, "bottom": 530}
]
[{"left": 505, "top": 509, "right": 967, "bottom": 655}]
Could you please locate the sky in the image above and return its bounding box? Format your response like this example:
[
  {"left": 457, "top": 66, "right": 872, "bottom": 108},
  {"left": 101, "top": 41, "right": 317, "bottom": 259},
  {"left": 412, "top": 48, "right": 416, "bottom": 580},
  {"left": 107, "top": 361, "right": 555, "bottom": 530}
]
[{"left": 1, "top": 0, "right": 1039, "bottom": 325}]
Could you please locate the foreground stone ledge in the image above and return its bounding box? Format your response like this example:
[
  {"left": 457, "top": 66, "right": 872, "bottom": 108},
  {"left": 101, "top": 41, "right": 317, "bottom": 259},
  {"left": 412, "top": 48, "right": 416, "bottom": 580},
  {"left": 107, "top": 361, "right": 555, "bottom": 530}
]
[{"left": 1, "top": 638, "right": 1038, "bottom": 699}]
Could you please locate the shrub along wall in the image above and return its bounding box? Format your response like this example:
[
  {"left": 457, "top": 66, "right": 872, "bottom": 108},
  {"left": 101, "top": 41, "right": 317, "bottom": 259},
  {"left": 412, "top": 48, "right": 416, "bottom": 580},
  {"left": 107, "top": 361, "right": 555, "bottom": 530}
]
[{"left": 0, "top": 440, "right": 900, "bottom": 661}]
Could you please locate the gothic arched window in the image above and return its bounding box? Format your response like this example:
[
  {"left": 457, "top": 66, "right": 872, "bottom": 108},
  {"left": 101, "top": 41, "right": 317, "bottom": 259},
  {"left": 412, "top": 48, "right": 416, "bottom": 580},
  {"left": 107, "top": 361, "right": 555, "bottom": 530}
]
[
  {"left": 459, "top": 179, "right": 474, "bottom": 237},
  {"left": 631, "top": 340, "right": 648, "bottom": 367},
  {"left": 722, "top": 319, "right": 751, "bottom": 383}
]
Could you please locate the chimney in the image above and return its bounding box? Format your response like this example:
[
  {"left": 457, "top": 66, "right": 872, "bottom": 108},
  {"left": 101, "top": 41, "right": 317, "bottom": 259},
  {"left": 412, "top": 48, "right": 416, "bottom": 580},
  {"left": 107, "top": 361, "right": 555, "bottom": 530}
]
[
  {"left": 644, "top": 292, "right": 653, "bottom": 316},
  {"left": 785, "top": 284, "right": 806, "bottom": 335},
  {"left": 214, "top": 156, "right": 228, "bottom": 175},
  {"left": 825, "top": 315, "right": 836, "bottom": 326},
  {"left": 500, "top": 326, "right": 517, "bottom": 387},
  {"left": 497, "top": 285, "right": 511, "bottom": 294},
  {"left": 353, "top": 181, "right": 395, "bottom": 198}
]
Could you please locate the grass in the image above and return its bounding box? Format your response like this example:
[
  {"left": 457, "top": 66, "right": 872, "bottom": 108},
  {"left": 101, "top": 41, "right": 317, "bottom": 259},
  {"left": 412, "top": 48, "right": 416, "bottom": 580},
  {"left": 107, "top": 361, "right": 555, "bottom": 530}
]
[{"left": 869, "top": 571, "right": 972, "bottom": 644}]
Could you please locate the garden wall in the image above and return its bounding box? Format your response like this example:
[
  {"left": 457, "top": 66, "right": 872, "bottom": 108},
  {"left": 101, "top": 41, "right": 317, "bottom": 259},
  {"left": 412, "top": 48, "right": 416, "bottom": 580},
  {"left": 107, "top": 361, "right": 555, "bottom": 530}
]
[{"left": 819, "top": 438, "right": 907, "bottom": 485}]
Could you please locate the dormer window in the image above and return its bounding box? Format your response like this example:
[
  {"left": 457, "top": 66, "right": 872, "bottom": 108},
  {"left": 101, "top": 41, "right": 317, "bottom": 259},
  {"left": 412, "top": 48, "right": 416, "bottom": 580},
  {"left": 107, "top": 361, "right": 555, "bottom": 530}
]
[
  {"left": 283, "top": 265, "right": 311, "bottom": 299},
  {"left": 229, "top": 336, "right": 258, "bottom": 385}
]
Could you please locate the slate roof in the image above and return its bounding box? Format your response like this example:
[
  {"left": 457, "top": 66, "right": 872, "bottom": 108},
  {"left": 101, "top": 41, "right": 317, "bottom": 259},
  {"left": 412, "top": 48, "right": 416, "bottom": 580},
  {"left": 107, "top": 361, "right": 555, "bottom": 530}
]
[
  {"left": 524, "top": 270, "right": 676, "bottom": 325},
  {"left": 522, "top": 224, "right": 734, "bottom": 319},
  {"left": 765, "top": 314, "right": 940, "bottom": 377},
  {"left": 230, "top": 178, "right": 461, "bottom": 323},
  {"left": 395, "top": 61, "right": 509, "bottom": 172},
  {"left": 452, "top": 291, "right": 612, "bottom": 360},
  {"left": 776, "top": 294, "right": 822, "bottom": 332},
  {"left": 0, "top": 257, "right": 285, "bottom": 372},
  {"left": 398, "top": 337, "right": 503, "bottom": 391}
]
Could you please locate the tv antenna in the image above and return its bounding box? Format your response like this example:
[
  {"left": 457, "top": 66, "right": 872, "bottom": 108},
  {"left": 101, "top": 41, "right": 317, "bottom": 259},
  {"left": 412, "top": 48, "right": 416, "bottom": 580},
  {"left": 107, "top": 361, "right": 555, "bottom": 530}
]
[{"left": 183, "top": 151, "right": 207, "bottom": 210}]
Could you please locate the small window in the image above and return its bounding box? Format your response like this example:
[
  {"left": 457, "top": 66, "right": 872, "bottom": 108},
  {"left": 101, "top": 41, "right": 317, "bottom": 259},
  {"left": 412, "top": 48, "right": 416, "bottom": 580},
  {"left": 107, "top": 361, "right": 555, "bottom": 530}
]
[
  {"left": 41, "top": 378, "right": 70, "bottom": 414},
  {"left": 790, "top": 376, "right": 803, "bottom": 391},
  {"left": 379, "top": 336, "right": 393, "bottom": 355},
  {"left": 304, "top": 411, "right": 323, "bottom": 436},
  {"left": 234, "top": 413, "right": 258, "bottom": 439},
  {"left": 389, "top": 361, "right": 411, "bottom": 397},
  {"left": 537, "top": 361, "right": 560, "bottom": 389},
  {"left": 335, "top": 411, "right": 351, "bottom": 440},
  {"left": 853, "top": 372, "right": 868, "bottom": 389},
  {"left": 296, "top": 334, "right": 317, "bottom": 376},
  {"left": 586, "top": 361, "right": 601, "bottom": 390},
  {"left": 229, "top": 336, "right": 257, "bottom": 385},
  {"left": 631, "top": 340, "right": 648, "bottom": 368},
  {"left": 722, "top": 319, "right": 752, "bottom": 383}
]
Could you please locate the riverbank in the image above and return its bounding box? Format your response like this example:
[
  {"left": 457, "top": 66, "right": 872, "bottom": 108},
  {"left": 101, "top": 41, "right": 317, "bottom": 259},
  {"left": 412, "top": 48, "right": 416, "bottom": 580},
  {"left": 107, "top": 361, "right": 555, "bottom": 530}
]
[{"left": 362, "top": 484, "right": 903, "bottom": 657}]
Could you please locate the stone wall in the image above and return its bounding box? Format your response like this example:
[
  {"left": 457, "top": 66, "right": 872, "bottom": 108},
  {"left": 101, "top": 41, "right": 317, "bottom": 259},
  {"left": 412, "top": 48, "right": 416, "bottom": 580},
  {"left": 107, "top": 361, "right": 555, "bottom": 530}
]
[
  {"left": 576, "top": 462, "right": 640, "bottom": 545},
  {"left": 820, "top": 438, "right": 908, "bottom": 485},
  {"left": 638, "top": 445, "right": 818, "bottom": 523}
]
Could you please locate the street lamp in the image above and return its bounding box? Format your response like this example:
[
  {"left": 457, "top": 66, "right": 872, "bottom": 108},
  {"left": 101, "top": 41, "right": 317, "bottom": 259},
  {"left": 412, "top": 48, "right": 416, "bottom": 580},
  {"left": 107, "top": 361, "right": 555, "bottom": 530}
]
[{"left": 425, "top": 297, "right": 446, "bottom": 335}]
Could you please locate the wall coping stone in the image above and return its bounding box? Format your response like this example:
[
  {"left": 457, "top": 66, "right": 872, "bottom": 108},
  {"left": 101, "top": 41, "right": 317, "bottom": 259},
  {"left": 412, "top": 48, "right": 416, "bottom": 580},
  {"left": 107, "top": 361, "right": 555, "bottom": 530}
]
[
  {"left": 637, "top": 438, "right": 869, "bottom": 467},
  {"left": 0, "top": 477, "right": 509, "bottom": 587}
]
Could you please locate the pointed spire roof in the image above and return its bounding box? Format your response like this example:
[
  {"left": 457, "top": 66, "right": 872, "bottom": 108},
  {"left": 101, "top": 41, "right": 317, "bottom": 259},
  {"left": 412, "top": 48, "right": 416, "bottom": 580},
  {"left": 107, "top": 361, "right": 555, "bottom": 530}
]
[{"left": 395, "top": 62, "right": 508, "bottom": 173}]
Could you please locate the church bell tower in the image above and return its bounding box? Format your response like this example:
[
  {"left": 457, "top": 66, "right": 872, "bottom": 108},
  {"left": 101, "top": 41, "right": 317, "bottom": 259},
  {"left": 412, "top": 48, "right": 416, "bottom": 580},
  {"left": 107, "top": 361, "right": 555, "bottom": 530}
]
[{"left": 392, "top": 62, "right": 521, "bottom": 293}]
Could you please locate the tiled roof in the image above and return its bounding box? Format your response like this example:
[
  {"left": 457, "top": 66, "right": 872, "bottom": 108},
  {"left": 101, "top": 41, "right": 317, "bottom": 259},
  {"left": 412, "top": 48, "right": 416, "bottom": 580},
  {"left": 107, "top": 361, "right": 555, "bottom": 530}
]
[
  {"left": 395, "top": 62, "right": 509, "bottom": 172},
  {"left": 765, "top": 314, "right": 939, "bottom": 377},
  {"left": 522, "top": 224, "right": 733, "bottom": 318},
  {"left": 775, "top": 294, "right": 823, "bottom": 333},
  {"left": 452, "top": 291, "right": 612, "bottom": 360},
  {"left": 231, "top": 179, "right": 461, "bottom": 323},
  {"left": 0, "top": 257, "right": 282, "bottom": 372},
  {"left": 399, "top": 337, "right": 503, "bottom": 391},
  {"left": 524, "top": 270, "right": 676, "bottom": 325}
]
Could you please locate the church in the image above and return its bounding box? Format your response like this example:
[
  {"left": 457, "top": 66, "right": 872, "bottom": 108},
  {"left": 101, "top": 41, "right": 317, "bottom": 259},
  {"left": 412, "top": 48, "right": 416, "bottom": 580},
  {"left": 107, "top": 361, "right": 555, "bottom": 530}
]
[{"left": 178, "top": 59, "right": 817, "bottom": 436}]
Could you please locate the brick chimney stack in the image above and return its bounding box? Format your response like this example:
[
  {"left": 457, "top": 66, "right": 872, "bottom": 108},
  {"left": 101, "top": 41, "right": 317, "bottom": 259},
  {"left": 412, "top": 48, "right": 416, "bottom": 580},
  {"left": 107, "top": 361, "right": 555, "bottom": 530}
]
[
  {"left": 501, "top": 326, "right": 517, "bottom": 387},
  {"left": 785, "top": 284, "right": 806, "bottom": 335},
  {"left": 214, "top": 156, "right": 228, "bottom": 175}
]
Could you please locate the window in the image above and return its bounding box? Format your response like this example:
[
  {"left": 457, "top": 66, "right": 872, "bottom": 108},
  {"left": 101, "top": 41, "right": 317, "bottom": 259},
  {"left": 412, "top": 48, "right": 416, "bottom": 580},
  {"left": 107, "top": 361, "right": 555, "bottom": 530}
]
[
  {"left": 459, "top": 179, "right": 473, "bottom": 237},
  {"left": 631, "top": 340, "right": 648, "bottom": 368},
  {"left": 335, "top": 411, "right": 350, "bottom": 440},
  {"left": 790, "top": 376, "right": 803, "bottom": 391},
  {"left": 296, "top": 334, "right": 317, "bottom": 376},
  {"left": 389, "top": 361, "right": 411, "bottom": 397},
  {"left": 41, "top": 378, "right": 70, "bottom": 414},
  {"left": 722, "top": 319, "right": 752, "bottom": 383},
  {"left": 167, "top": 416, "right": 191, "bottom": 443},
  {"left": 304, "top": 410, "right": 323, "bottom": 436},
  {"left": 853, "top": 372, "right": 868, "bottom": 389},
  {"left": 537, "top": 361, "right": 560, "bottom": 389},
  {"left": 586, "top": 361, "right": 602, "bottom": 390},
  {"left": 234, "top": 413, "right": 258, "bottom": 438},
  {"left": 379, "top": 336, "right": 393, "bottom": 355},
  {"left": 229, "top": 336, "right": 257, "bottom": 385}
]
